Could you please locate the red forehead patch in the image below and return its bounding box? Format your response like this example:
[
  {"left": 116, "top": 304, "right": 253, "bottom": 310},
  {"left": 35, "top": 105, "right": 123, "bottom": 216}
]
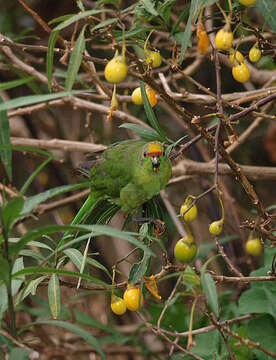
[{"left": 148, "top": 152, "right": 163, "bottom": 157}]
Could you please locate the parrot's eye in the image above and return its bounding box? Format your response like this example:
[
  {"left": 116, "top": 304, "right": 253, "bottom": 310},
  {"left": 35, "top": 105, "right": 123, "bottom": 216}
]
[{"left": 144, "top": 152, "right": 147, "bottom": 158}]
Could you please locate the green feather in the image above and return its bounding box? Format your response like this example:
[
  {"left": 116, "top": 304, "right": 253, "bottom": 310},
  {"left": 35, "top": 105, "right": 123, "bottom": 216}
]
[{"left": 59, "top": 140, "right": 172, "bottom": 246}]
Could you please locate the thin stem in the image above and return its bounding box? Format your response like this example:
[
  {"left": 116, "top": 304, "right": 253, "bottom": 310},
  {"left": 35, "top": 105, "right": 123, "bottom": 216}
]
[
  {"left": 187, "top": 296, "right": 198, "bottom": 350},
  {"left": 2, "top": 228, "right": 17, "bottom": 338}
]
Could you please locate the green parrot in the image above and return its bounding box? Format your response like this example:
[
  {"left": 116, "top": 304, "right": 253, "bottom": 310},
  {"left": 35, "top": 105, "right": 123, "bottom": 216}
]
[{"left": 60, "top": 139, "right": 172, "bottom": 244}]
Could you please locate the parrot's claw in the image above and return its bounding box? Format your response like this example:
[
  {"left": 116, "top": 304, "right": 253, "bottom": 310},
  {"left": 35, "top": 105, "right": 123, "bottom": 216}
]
[{"left": 133, "top": 217, "right": 166, "bottom": 236}]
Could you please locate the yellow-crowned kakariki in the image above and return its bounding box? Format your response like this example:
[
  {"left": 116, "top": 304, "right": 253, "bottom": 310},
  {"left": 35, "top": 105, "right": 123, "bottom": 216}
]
[{"left": 61, "top": 140, "right": 172, "bottom": 241}]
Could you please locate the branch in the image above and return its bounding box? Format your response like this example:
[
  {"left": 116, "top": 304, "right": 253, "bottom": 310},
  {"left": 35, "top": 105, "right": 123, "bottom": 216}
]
[
  {"left": 10, "top": 137, "right": 107, "bottom": 153},
  {"left": 172, "top": 159, "right": 276, "bottom": 181},
  {"left": 192, "top": 121, "right": 267, "bottom": 221}
]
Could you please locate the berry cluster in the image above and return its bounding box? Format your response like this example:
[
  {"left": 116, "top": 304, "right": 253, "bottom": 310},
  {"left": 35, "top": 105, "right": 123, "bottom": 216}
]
[{"left": 214, "top": 0, "right": 261, "bottom": 84}]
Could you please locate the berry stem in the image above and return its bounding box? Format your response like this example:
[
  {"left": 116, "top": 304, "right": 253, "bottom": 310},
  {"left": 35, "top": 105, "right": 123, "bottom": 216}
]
[
  {"left": 218, "top": 190, "right": 225, "bottom": 223},
  {"left": 216, "top": 3, "right": 231, "bottom": 28},
  {"left": 187, "top": 296, "right": 198, "bottom": 351},
  {"left": 121, "top": 24, "right": 126, "bottom": 59},
  {"left": 144, "top": 30, "right": 154, "bottom": 55}
]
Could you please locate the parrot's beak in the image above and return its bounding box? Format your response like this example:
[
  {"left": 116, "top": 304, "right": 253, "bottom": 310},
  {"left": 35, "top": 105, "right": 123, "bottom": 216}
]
[{"left": 152, "top": 156, "right": 160, "bottom": 172}]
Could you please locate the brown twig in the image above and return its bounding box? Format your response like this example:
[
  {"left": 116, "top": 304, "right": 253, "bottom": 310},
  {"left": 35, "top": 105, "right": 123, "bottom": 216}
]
[
  {"left": 221, "top": 324, "right": 276, "bottom": 359},
  {"left": 216, "top": 238, "right": 243, "bottom": 277},
  {"left": 208, "top": 312, "right": 236, "bottom": 360},
  {"left": 192, "top": 121, "right": 268, "bottom": 222},
  {"left": 16, "top": 0, "right": 65, "bottom": 47}
]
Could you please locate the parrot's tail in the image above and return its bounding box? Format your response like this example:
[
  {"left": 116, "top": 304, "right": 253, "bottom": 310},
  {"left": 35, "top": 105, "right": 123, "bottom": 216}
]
[{"left": 58, "top": 192, "right": 100, "bottom": 249}]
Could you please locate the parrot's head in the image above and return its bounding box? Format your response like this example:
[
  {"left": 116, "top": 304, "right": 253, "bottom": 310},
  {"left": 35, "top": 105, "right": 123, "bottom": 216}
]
[{"left": 142, "top": 142, "right": 165, "bottom": 172}]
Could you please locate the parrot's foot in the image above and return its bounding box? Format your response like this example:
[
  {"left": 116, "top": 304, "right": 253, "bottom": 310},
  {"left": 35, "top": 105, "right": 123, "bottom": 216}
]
[{"left": 133, "top": 217, "right": 166, "bottom": 236}]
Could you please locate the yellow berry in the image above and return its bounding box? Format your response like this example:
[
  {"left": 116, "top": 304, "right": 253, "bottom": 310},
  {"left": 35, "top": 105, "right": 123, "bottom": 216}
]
[
  {"left": 111, "top": 295, "right": 127, "bottom": 315},
  {"left": 229, "top": 50, "right": 244, "bottom": 65},
  {"left": 123, "top": 286, "right": 144, "bottom": 311},
  {"left": 131, "top": 87, "right": 157, "bottom": 107},
  {"left": 215, "top": 28, "right": 233, "bottom": 51},
  {"left": 239, "top": 0, "right": 256, "bottom": 6},
  {"left": 145, "top": 51, "right": 162, "bottom": 68},
  {"left": 246, "top": 238, "right": 262, "bottom": 256},
  {"left": 174, "top": 236, "right": 197, "bottom": 263},
  {"left": 209, "top": 220, "right": 223, "bottom": 235},
  {"left": 180, "top": 203, "right": 198, "bottom": 223},
  {"left": 249, "top": 46, "right": 261, "bottom": 63},
  {"left": 104, "top": 56, "right": 128, "bottom": 84},
  {"left": 232, "top": 63, "right": 250, "bottom": 83}
]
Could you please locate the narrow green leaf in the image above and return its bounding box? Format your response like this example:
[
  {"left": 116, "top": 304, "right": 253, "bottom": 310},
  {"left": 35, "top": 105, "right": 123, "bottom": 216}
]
[
  {"left": 0, "top": 96, "right": 12, "bottom": 181},
  {"left": 116, "top": 25, "right": 152, "bottom": 41},
  {"left": 0, "top": 285, "right": 8, "bottom": 320},
  {"left": 48, "top": 274, "right": 61, "bottom": 319},
  {"left": 0, "top": 254, "right": 10, "bottom": 285},
  {"left": 53, "top": 9, "right": 108, "bottom": 31},
  {"left": 64, "top": 248, "right": 84, "bottom": 270},
  {"left": 89, "top": 224, "right": 155, "bottom": 256},
  {"left": 140, "top": 81, "right": 170, "bottom": 143},
  {"left": 0, "top": 257, "right": 25, "bottom": 315},
  {"left": 0, "top": 77, "right": 35, "bottom": 92},
  {"left": 91, "top": 18, "right": 117, "bottom": 31},
  {"left": 129, "top": 253, "right": 150, "bottom": 284},
  {"left": 48, "top": 14, "right": 75, "bottom": 25},
  {"left": 10, "top": 224, "right": 154, "bottom": 259},
  {"left": 25, "top": 320, "right": 106, "bottom": 360},
  {"left": 46, "top": 30, "right": 59, "bottom": 92},
  {"left": 1, "top": 197, "right": 24, "bottom": 234},
  {"left": 179, "top": 0, "right": 199, "bottom": 64},
  {"left": 178, "top": 0, "right": 218, "bottom": 63},
  {"left": 0, "top": 144, "right": 52, "bottom": 158},
  {"left": 16, "top": 276, "right": 47, "bottom": 306},
  {"left": 65, "top": 25, "right": 87, "bottom": 91},
  {"left": 21, "top": 182, "right": 89, "bottom": 216},
  {"left": 19, "top": 155, "right": 54, "bottom": 197},
  {"left": 0, "top": 90, "right": 92, "bottom": 112},
  {"left": 256, "top": 0, "right": 276, "bottom": 31},
  {"left": 11, "top": 257, "right": 25, "bottom": 295},
  {"left": 13, "top": 266, "right": 110, "bottom": 288},
  {"left": 119, "top": 123, "right": 163, "bottom": 142},
  {"left": 74, "top": 309, "right": 121, "bottom": 335},
  {"left": 19, "top": 249, "right": 46, "bottom": 262},
  {"left": 77, "top": 237, "right": 90, "bottom": 288},
  {"left": 201, "top": 272, "right": 219, "bottom": 317},
  {"left": 76, "top": 0, "right": 85, "bottom": 12},
  {"left": 86, "top": 257, "right": 112, "bottom": 279},
  {"left": 140, "top": 0, "right": 159, "bottom": 16}
]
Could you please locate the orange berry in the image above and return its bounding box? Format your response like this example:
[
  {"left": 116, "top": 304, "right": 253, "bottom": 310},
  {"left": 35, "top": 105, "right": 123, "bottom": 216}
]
[
  {"left": 197, "top": 29, "right": 210, "bottom": 55},
  {"left": 131, "top": 86, "right": 157, "bottom": 107}
]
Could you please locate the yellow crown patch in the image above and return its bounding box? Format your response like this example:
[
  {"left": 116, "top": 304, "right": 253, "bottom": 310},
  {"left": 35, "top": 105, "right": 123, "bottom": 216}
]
[{"left": 147, "top": 142, "right": 162, "bottom": 154}]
